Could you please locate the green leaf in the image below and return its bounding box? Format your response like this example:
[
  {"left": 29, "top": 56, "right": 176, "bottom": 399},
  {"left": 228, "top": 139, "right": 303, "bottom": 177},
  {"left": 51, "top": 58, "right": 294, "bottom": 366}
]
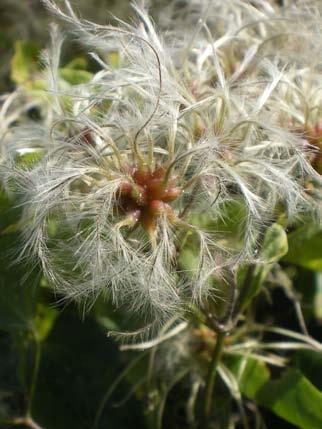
[
  {"left": 11, "top": 41, "right": 40, "bottom": 85},
  {"left": 107, "top": 52, "right": 120, "bottom": 68},
  {"left": 190, "top": 200, "right": 247, "bottom": 243},
  {"left": 252, "top": 223, "right": 288, "bottom": 287},
  {"left": 257, "top": 369, "right": 322, "bottom": 429},
  {"left": 60, "top": 68, "right": 93, "bottom": 85},
  {"left": 314, "top": 272, "right": 322, "bottom": 319},
  {"left": 259, "top": 223, "right": 289, "bottom": 264},
  {"left": 240, "top": 223, "right": 288, "bottom": 309},
  {"left": 15, "top": 150, "right": 46, "bottom": 169},
  {"left": 291, "top": 350, "right": 322, "bottom": 390},
  {"left": 177, "top": 239, "right": 200, "bottom": 274},
  {"left": 283, "top": 224, "right": 322, "bottom": 270},
  {"left": 228, "top": 356, "right": 322, "bottom": 429},
  {"left": 65, "top": 57, "right": 89, "bottom": 70},
  {"left": 95, "top": 315, "right": 120, "bottom": 332},
  {"left": 225, "top": 356, "right": 270, "bottom": 399},
  {"left": 238, "top": 358, "right": 270, "bottom": 399},
  {"left": 178, "top": 200, "right": 248, "bottom": 274},
  {"left": 34, "top": 303, "right": 59, "bottom": 342}
]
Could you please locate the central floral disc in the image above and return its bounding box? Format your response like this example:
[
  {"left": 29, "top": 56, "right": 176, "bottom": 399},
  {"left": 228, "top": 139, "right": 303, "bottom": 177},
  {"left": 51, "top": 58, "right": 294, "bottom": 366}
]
[{"left": 117, "top": 165, "right": 181, "bottom": 232}]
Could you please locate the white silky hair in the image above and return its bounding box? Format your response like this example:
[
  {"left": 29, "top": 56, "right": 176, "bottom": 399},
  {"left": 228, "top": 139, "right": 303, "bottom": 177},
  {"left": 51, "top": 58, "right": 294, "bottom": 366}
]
[{"left": 1, "top": 0, "right": 320, "bottom": 337}]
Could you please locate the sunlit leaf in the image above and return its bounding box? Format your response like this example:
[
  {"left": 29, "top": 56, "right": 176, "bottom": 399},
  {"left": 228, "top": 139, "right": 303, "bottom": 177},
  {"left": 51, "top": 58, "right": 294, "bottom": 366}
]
[
  {"left": 34, "top": 303, "right": 59, "bottom": 342},
  {"left": 228, "top": 356, "right": 322, "bottom": 429},
  {"left": 226, "top": 355, "right": 270, "bottom": 399},
  {"left": 283, "top": 224, "right": 322, "bottom": 270},
  {"left": 60, "top": 68, "right": 93, "bottom": 85},
  {"left": 11, "top": 41, "right": 40, "bottom": 85},
  {"left": 257, "top": 369, "right": 322, "bottom": 429}
]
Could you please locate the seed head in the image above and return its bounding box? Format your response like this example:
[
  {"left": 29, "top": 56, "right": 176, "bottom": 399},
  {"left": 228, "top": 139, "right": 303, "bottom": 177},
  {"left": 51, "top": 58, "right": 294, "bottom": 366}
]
[{"left": 2, "top": 0, "right": 320, "bottom": 335}]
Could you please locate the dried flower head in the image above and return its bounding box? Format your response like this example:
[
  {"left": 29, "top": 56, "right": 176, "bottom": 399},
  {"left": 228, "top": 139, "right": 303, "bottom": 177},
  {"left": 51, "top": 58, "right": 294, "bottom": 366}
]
[{"left": 3, "top": 0, "right": 320, "bottom": 334}]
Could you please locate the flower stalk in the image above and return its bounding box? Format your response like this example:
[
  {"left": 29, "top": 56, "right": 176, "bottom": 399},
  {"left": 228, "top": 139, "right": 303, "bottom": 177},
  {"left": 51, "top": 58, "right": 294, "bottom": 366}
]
[{"left": 201, "top": 330, "right": 226, "bottom": 428}]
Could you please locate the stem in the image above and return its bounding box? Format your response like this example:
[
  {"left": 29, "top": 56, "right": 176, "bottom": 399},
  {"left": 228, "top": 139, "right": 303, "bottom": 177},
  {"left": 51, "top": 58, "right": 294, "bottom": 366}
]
[
  {"left": 201, "top": 331, "right": 226, "bottom": 428},
  {"left": 233, "top": 264, "right": 256, "bottom": 317},
  {"left": 27, "top": 337, "right": 41, "bottom": 416}
]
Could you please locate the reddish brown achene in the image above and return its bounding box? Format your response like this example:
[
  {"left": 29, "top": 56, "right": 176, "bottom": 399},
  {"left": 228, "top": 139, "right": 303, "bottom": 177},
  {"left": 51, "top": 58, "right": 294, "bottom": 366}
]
[{"left": 117, "top": 165, "right": 181, "bottom": 233}]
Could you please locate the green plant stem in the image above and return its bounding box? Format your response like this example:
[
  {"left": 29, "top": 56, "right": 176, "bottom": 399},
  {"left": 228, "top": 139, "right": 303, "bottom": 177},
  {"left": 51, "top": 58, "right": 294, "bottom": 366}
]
[
  {"left": 27, "top": 336, "right": 41, "bottom": 416},
  {"left": 201, "top": 331, "right": 226, "bottom": 428},
  {"left": 233, "top": 264, "right": 256, "bottom": 317}
]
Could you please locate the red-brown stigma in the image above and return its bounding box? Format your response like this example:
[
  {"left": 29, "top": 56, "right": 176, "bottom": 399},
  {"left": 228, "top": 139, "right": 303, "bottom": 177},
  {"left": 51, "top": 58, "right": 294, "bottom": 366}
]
[{"left": 117, "top": 165, "right": 181, "bottom": 233}]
